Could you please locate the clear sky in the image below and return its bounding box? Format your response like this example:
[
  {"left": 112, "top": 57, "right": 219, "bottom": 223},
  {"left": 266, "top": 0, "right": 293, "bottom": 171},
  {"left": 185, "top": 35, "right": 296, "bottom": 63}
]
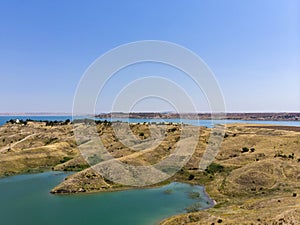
[{"left": 0, "top": 0, "right": 299, "bottom": 113}]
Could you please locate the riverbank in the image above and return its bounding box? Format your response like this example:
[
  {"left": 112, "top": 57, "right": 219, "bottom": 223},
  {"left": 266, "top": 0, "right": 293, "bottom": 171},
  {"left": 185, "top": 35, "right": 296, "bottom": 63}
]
[
  {"left": 0, "top": 172, "right": 214, "bottom": 225},
  {"left": 1, "top": 115, "right": 300, "bottom": 128},
  {"left": 0, "top": 120, "right": 299, "bottom": 224}
]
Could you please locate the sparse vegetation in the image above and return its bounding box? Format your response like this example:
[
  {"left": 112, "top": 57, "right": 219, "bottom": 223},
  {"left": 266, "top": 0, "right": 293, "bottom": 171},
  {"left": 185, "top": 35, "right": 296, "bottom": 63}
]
[
  {"left": 289, "top": 153, "right": 295, "bottom": 159},
  {"left": 185, "top": 203, "right": 202, "bottom": 213},
  {"left": 241, "top": 147, "right": 249, "bottom": 153},
  {"left": 188, "top": 174, "right": 195, "bottom": 180},
  {"left": 59, "top": 157, "right": 73, "bottom": 164},
  {"left": 168, "top": 127, "right": 177, "bottom": 132},
  {"left": 158, "top": 123, "right": 300, "bottom": 225},
  {"left": 62, "top": 164, "right": 90, "bottom": 171},
  {"left": 45, "top": 137, "right": 58, "bottom": 145},
  {"left": 188, "top": 191, "right": 200, "bottom": 199},
  {"left": 1, "top": 121, "right": 300, "bottom": 225},
  {"left": 274, "top": 150, "right": 290, "bottom": 159},
  {"left": 205, "top": 163, "right": 224, "bottom": 175}
]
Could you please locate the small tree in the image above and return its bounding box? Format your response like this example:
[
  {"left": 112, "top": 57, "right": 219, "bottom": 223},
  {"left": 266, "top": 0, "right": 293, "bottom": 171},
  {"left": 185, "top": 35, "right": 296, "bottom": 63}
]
[{"left": 241, "top": 147, "right": 249, "bottom": 153}]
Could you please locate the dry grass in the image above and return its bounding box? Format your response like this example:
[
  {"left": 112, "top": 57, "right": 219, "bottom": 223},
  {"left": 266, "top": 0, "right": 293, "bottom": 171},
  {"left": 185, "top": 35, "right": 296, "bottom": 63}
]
[
  {"left": 1, "top": 121, "right": 300, "bottom": 224},
  {"left": 159, "top": 124, "right": 300, "bottom": 225}
]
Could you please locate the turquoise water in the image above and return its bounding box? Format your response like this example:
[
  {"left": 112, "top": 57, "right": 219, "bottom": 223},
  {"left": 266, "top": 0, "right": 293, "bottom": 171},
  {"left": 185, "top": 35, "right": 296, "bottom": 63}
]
[
  {"left": 0, "top": 115, "right": 299, "bottom": 127},
  {"left": 0, "top": 172, "right": 213, "bottom": 225}
]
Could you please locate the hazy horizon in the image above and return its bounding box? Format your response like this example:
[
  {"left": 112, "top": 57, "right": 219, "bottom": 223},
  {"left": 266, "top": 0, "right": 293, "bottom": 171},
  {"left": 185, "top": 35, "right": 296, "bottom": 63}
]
[{"left": 0, "top": 111, "right": 299, "bottom": 116}]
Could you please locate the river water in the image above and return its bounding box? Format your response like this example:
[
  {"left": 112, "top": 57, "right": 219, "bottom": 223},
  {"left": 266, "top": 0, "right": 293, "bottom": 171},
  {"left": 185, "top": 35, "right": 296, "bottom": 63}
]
[
  {"left": 0, "top": 172, "right": 213, "bottom": 225},
  {"left": 0, "top": 115, "right": 299, "bottom": 127}
]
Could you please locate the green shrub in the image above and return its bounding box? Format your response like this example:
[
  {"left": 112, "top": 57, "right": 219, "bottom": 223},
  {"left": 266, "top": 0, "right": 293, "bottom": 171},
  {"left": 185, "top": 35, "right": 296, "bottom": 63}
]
[
  {"left": 241, "top": 147, "right": 249, "bottom": 153},
  {"left": 205, "top": 163, "right": 224, "bottom": 174},
  {"left": 185, "top": 203, "right": 201, "bottom": 213},
  {"left": 274, "top": 150, "right": 287, "bottom": 158},
  {"left": 188, "top": 174, "right": 195, "bottom": 180},
  {"left": 168, "top": 127, "right": 177, "bottom": 132},
  {"left": 59, "top": 156, "right": 72, "bottom": 164}
]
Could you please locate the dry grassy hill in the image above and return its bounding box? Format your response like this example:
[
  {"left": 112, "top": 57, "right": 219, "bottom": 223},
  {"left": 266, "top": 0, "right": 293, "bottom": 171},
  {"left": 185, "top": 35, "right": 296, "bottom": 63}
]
[
  {"left": 0, "top": 120, "right": 299, "bottom": 224},
  {"left": 159, "top": 124, "right": 300, "bottom": 225}
]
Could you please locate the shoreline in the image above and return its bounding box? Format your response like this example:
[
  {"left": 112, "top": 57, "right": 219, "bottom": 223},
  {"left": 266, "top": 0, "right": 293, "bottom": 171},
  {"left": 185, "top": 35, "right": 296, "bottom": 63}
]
[
  {"left": 1, "top": 121, "right": 299, "bottom": 224},
  {"left": 0, "top": 113, "right": 300, "bottom": 122},
  {"left": 0, "top": 170, "right": 216, "bottom": 225},
  {"left": 0, "top": 169, "right": 216, "bottom": 204}
]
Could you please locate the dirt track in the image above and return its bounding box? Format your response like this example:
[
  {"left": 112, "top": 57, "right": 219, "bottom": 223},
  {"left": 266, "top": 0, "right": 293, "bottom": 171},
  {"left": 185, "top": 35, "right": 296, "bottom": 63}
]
[{"left": 247, "top": 125, "right": 300, "bottom": 132}]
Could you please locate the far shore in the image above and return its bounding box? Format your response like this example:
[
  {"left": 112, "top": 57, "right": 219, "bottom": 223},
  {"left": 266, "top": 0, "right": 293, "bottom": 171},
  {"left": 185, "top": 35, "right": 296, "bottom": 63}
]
[{"left": 0, "top": 112, "right": 300, "bottom": 121}]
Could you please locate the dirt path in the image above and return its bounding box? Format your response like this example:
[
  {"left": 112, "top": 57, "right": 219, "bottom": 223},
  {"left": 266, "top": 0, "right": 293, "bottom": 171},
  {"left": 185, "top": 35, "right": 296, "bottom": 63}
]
[
  {"left": 0, "top": 133, "right": 37, "bottom": 153},
  {"left": 246, "top": 125, "right": 300, "bottom": 132}
]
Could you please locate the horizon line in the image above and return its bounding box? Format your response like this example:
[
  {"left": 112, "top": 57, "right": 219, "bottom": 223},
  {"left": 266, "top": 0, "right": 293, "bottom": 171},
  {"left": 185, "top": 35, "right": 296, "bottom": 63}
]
[{"left": 1, "top": 111, "right": 300, "bottom": 116}]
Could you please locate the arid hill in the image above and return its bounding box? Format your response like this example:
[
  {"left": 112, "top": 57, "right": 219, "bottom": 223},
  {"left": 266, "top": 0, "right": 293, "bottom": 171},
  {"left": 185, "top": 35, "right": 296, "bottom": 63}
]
[{"left": 0, "top": 120, "right": 299, "bottom": 224}]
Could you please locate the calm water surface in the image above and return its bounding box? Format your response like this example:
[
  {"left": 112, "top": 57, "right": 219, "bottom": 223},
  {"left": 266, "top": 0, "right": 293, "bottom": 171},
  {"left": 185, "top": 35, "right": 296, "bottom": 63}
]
[
  {"left": 0, "top": 172, "right": 213, "bottom": 225},
  {"left": 0, "top": 115, "right": 299, "bottom": 127}
]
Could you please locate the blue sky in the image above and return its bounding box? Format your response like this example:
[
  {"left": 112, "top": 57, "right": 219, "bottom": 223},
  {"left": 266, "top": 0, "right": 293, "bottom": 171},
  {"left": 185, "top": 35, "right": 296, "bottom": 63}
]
[{"left": 0, "top": 0, "right": 299, "bottom": 113}]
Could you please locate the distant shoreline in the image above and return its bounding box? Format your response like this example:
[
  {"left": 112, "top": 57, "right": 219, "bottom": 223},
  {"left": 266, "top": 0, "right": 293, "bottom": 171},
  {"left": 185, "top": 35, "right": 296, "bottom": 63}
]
[
  {"left": 1, "top": 112, "right": 300, "bottom": 121},
  {"left": 95, "top": 112, "right": 300, "bottom": 121}
]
